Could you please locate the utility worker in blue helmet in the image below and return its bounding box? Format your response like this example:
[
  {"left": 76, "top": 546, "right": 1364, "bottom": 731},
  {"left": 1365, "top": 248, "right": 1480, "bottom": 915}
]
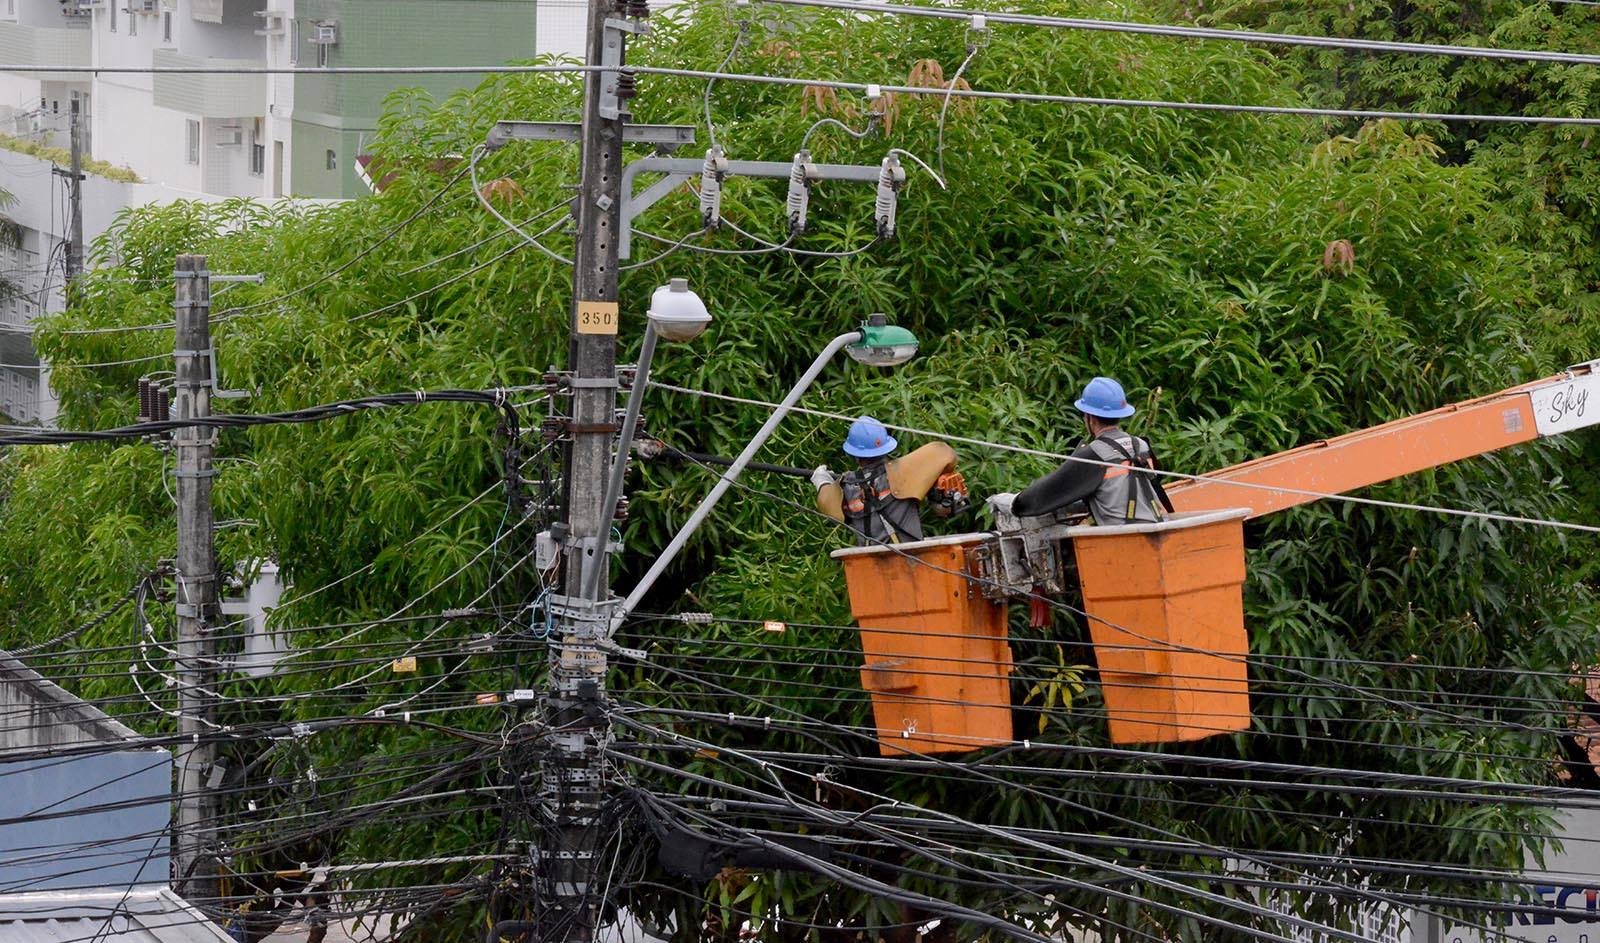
[
  {"left": 1011, "top": 377, "right": 1173, "bottom": 524},
  {"left": 812, "top": 417, "right": 968, "bottom": 545}
]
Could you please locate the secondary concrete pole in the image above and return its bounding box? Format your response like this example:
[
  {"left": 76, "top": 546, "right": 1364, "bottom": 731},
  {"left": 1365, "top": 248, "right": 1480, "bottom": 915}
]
[{"left": 173, "top": 254, "right": 218, "bottom": 908}]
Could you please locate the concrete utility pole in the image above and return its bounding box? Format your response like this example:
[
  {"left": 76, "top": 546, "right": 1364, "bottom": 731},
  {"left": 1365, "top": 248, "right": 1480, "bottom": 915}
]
[
  {"left": 66, "top": 111, "right": 83, "bottom": 285},
  {"left": 538, "top": 0, "right": 641, "bottom": 935},
  {"left": 172, "top": 255, "right": 218, "bottom": 907},
  {"left": 58, "top": 110, "right": 85, "bottom": 292}
]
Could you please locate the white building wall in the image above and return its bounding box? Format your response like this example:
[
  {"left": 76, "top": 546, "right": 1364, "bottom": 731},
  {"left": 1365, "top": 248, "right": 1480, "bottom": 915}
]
[
  {"left": 263, "top": 0, "right": 291, "bottom": 199},
  {"left": 1423, "top": 808, "right": 1600, "bottom": 943},
  {"left": 537, "top": 0, "right": 587, "bottom": 59}
]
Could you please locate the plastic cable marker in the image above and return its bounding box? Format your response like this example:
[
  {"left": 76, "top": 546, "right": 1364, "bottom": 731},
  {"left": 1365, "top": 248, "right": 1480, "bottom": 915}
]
[{"left": 576, "top": 301, "right": 619, "bottom": 335}]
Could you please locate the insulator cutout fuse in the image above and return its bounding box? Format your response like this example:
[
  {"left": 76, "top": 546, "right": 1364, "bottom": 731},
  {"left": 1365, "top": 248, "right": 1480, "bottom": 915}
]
[
  {"left": 786, "top": 150, "right": 818, "bottom": 235},
  {"left": 700, "top": 146, "right": 729, "bottom": 229},
  {"left": 875, "top": 153, "right": 907, "bottom": 239}
]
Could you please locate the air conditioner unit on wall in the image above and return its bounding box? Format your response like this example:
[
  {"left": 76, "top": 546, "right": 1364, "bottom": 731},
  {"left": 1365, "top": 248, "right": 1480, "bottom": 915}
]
[
  {"left": 134, "top": 0, "right": 156, "bottom": 11},
  {"left": 309, "top": 20, "right": 338, "bottom": 45},
  {"left": 252, "top": 9, "right": 286, "bottom": 35},
  {"left": 215, "top": 125, "right": 243, "bottom": 147}
]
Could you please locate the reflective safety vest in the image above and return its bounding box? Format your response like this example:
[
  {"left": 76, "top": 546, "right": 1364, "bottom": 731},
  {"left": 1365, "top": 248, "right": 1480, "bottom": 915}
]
[
  {"left": 840, "top": 463, "right": 924, "bottom": 545},
  {"left": 1085, "top": 432, "right": 1167, "bottom": 526}
]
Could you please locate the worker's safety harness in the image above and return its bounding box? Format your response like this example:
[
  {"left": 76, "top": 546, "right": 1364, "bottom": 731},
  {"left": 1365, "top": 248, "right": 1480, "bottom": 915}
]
[
  {"left": 842, "top": 465, "right": 922, "bottom": 545},
  {"left": 1092, "top": 432, "right": 1176, "bottom": 525}
]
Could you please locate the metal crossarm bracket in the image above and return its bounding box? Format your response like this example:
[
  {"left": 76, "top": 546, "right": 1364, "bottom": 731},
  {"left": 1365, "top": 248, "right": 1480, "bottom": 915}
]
[
  {"left": 618, "top": 157, "right": 882, "bottom": 259},
  {"left": 486, "top": 121, "right": 695, "bottom": 152},
  {"left": 546, "top": 594, "right": 618, "bottom": 641}
]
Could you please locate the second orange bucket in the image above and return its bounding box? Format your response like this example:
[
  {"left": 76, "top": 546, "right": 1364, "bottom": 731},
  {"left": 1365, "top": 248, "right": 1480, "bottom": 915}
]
[
  {"left": 1067, "top": 509, "right": 1252, "bottom": 745},
  {"left": 832, "top": 535, "right": 1013, "bottom": 755}
]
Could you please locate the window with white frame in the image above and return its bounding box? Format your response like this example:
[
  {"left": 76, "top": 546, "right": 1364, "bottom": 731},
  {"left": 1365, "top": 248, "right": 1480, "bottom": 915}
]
[
  {"left": 162, "top": 10, "right": 171, "bottom": 43},
  {"left": 109, "top": 2, "right": 116, "bottom": 31},
  {"left": 127, "top": 6, "right": 136, "bottom": 35},
  {"left": 325, "top": 149, "right": 336, "bottom": 171},
  {"left": 186, "top": 120, "right": 200, "bottom": 165}
]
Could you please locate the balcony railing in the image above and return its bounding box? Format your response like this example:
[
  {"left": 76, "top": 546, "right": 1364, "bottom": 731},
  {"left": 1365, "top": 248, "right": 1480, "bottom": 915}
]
[
  {"left": 152, "top": 49, "right": 266, "bottom": 119},
  {"left": 0, "top": 18, "right": 90, "bottom": 81}
]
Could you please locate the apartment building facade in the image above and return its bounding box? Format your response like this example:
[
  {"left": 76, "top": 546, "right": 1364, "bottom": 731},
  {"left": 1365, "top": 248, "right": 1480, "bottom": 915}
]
[{"left": 0, "top": 0, "right": 536, "bottom": 422}]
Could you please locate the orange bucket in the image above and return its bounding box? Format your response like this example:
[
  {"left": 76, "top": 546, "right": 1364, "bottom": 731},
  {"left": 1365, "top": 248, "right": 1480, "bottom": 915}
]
[
  {"left": 832, "top": 535, "right": 1012, "bottom": 755},
  {"left": 1066, "top": 509, "right": 1252, "bottom": 745}
]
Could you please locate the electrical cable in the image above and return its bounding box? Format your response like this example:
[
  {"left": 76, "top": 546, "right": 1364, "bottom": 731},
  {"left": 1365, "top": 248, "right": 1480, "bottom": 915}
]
[
  {"left": 468, "top": 145, "right": 574, "bottom": 266},
  {"left": 705, "top": 17, "right": 752, "bottom": 154},
  {"left": 0, "top": 386, "right": 530, "bottom": 447},
  {"left": 653, "top": 441, "right": 1590, "bottom": 734},
  {"left": 757, "top": 0, "right": 1600, "bottom": 69},
  {"left": 648, "top": 379, "right": 1600, "bottom": 534}
]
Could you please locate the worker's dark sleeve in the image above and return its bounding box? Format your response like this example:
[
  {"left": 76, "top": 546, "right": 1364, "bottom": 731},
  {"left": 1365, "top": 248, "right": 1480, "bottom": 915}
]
[{"left": 1013, "top": 445, "right": 1106, "bottom": 517}]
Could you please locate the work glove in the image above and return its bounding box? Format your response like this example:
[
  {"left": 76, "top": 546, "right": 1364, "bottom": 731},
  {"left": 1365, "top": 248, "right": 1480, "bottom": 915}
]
[
  {"left": 987, "top": 492, "right": 1020, "bottom": 530},
  {"left": 810, "top": 465, "right": 834, "bottom": 488}
]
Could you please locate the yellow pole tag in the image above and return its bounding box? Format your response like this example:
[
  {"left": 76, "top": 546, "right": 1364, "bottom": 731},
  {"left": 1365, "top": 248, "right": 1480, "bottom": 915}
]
[{"left": 576, "top": 300, "right": 619, "bottom": 335}]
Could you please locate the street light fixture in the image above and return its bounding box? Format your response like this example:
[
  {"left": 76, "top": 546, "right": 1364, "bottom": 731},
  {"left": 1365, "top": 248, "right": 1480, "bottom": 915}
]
[
  {"left": 584, "top": 279, "right": 713, "bottom": 600},
  {"left": 647, "top": 277, "right": 712, "bottom": 342},
  {"left": 846, "top": 313, "right": 919, "bottom": 367},
  {"left": 613, "top": 315, "right": 921, "bottom": 627}
]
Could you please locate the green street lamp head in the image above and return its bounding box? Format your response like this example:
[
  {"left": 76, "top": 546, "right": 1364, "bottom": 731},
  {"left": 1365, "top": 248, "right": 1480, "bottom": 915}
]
[
  {"left": 846, "top": 313, "right": 919, "bottom": 367},
  {"left": 648, "top": 278, "right": 712, "bottom": 343}
]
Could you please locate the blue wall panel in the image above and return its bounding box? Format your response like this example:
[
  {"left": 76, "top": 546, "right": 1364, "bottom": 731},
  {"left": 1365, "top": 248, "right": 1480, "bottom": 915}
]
[{"left": 0, "top": 749, "right": 172, "bottom": 891}]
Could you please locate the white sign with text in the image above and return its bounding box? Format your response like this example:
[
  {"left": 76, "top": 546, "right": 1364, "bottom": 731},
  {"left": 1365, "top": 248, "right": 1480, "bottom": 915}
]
[{"left": 1529, "top": 374, "right": 1600, "bottom": 437}]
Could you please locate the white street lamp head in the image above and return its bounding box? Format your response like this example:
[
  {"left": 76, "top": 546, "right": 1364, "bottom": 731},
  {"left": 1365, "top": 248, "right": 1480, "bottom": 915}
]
[
  {"left": 846, "top": 313, "right": 919, "bottom": 367},
  {"left": 647, "top": 278, "right": 712, "bottom": 342}
]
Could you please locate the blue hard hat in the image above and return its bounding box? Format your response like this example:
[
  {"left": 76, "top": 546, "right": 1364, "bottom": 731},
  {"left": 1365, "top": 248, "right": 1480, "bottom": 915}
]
[
  {"left": 1075, "top": 376, "right": 1136, "bottom": 419},
  {"left": 843, "top": 416, "right": 898, "bottom": 458}
]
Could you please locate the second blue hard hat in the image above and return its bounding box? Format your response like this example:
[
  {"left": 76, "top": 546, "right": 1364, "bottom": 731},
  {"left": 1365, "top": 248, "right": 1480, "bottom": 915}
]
[
  {"left": 843, "top": 416, "right": 898, "bottom": 458},
  {"left": 1075, "top": 376, "right": 1137, "bottom": 419}
]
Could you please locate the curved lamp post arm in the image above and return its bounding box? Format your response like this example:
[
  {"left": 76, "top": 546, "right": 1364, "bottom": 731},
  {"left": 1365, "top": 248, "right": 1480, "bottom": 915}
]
[
  {"left": 612, "top": 330, "right": 864, "bottom": 628},
  {"left": 582, "top": 323, "right": 659, "bottom": 601}
]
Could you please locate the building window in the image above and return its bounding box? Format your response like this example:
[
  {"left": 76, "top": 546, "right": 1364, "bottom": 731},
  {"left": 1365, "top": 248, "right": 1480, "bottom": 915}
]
[
  {"left": 109, "top": 2, "right": 115, "bottom": 31},
  {"left": 5, "top": 1, "right": 15, "bottom": 18},
  {"left": 186, "top": 120, "right": 200, "bottom": 165},
  {"left": 325, "top": 149, "right": 336, "bottom": 171},
  {"left": 127, "top": 6, "right": 136, "bottom": 35},
  {"left": 248, "top": 120, "right": 265, "bottom": 176},
  {"left": 288, "top": 19, "right": 299, "bottom": 65},
  {"left": 162, "top": 10, "right": 171, "bottom": 42}
]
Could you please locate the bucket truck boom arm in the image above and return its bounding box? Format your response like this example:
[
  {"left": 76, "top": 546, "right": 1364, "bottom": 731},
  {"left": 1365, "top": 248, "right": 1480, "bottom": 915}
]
[{"left": 1168, "top": 362, "right": 1600, "bottom": 518}]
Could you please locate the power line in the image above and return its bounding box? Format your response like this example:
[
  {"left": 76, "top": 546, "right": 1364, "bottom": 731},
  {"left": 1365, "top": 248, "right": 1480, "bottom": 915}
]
[
  {"left": 759, "top": 0, "right": 1600, "bottom": 69},
  {"left": 0, "top": 61, "right": 1592, "bottom": 128},
  {"left": 0, "top": 386, "right": 529, "bottom": 447},
  {"left": 648, "top": 379, "right": 1600, "bottom": 534}
]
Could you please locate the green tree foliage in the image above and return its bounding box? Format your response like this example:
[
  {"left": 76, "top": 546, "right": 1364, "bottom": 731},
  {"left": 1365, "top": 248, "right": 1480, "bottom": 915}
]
[
  {"left": 1204, "top": 0, "right": 1600, "bottom": 349},
  {"left": 6, "top": 1, "right": 1597, "bottom": 939}
]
